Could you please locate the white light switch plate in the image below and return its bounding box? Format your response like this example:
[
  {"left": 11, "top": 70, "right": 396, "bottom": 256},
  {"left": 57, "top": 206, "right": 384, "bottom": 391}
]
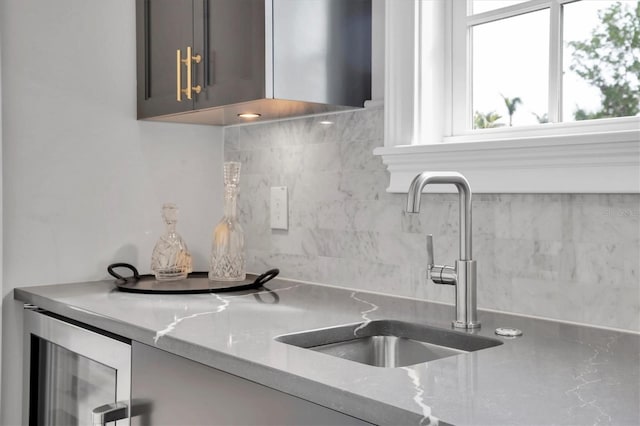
[{"left": 270, "top": 186, "right": 288, "bottom": 230}]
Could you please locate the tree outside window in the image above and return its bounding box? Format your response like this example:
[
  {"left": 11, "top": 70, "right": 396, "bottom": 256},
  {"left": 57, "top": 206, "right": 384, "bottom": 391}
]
[{"left": 471, "top": 0, "right": 639, "bottom": 130}]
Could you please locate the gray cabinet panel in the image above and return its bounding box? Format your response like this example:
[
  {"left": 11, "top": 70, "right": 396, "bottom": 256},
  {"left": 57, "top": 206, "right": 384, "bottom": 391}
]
[
  {"left": 130, "top": 341, "right": 373, "bottom": 426},
  {"left": 136, "top": 0, "right": 195, "bottom": 118},
  {"left": 273, "top": 0, "right": 371, "bottom": 106},
  {"left": 194, "top": 0, "right": 266, "bottom": 109}
]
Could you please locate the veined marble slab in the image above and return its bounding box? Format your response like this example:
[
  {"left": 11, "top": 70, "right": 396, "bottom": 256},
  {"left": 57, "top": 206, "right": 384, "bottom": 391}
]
[{"left": 15, "top": 279, "right": 640, "bottom": 426}]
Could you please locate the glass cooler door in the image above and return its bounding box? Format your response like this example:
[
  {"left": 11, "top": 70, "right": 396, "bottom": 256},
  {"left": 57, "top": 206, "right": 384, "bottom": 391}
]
[{"left": 23, "top": 308, "right": 131, "bottom": 426}]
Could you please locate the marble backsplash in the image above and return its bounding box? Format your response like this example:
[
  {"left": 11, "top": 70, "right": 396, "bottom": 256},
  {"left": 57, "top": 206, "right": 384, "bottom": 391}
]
[{"left": 224, "top": 106, "right": 640, "bottom": 332}]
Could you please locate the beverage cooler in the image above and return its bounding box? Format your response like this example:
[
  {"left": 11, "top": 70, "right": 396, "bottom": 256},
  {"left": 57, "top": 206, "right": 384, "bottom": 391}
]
[{"left": 22, "top": 307, "right": 131, "bottom": 426}]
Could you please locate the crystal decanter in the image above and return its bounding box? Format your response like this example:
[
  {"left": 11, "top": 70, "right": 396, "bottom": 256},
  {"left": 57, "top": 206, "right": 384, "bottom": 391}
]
[
  {"left": 150, "top": 203, "right": 193, "bottom": 281},
  {"left": 209, "top": 161, "right": 246, "bottom": 281}
]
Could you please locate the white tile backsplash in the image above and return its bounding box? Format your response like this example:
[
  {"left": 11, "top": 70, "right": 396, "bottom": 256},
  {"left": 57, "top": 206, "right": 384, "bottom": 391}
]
[{"left": 225, "top": 107, "right": 640, "bottom": 332}]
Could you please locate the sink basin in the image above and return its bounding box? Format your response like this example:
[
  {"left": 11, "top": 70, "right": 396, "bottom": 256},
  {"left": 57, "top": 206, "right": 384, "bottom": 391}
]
[{"left": 275, "top": 320, "right": 503, "bottom": 368}]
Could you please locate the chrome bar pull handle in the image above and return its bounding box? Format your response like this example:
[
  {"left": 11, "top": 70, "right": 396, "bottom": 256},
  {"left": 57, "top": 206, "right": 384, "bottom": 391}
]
[{"left": 92, "top": 401, "right": 128, "bottom": 426}]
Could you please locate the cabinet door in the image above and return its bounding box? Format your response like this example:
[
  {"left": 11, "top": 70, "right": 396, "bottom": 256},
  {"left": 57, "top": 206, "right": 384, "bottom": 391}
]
[
  {"left": 136, "top": 0, "right": 196, "bottom": 118},
  {"left": 193, "top": 0, "right": 266, "bottom": 110},
  {"left": 130, "top": 341, "right": 373, "bottom": 425}
]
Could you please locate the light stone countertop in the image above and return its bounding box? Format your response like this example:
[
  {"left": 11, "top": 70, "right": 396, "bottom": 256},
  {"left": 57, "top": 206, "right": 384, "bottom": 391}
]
[{"left": 14, "top": 278, "right": 640, "bottom": 426}]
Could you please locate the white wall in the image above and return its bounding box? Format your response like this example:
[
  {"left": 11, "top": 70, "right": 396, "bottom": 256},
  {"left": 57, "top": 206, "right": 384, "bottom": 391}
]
[
  {"left": 0, "top": 3, "right": 4, "bottom": 410},
  {"left": 0, "top": 1, "right": 224, "bottom": 424},
  {"left": 371, "top": 0, "right": 385, "bottom": 103}
]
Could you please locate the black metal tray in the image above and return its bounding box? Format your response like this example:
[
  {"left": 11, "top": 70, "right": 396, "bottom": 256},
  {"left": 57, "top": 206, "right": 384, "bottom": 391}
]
[{"left": 108, "top": 263, "right": 279, "bottom": 294}]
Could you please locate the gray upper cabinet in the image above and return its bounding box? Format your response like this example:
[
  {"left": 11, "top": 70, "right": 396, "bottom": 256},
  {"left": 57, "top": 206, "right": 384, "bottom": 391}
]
[
  {"left": 136, "top": 0, "right": 196, "bottom": 118},
  {"left": 194, "top": 0, "right": 266, "bottom": 111},
  {"left": 136, "top": 0, "right": 265, "bottom": 119},
  {"left": 136, "top": 0, "right": 371, "bottom": 126}
]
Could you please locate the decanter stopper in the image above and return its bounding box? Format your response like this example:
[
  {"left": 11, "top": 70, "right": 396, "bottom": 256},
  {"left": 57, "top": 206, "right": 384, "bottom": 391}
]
[
  {"left": 209, "top": 162, "right": 246, "bottom": 281},
  {"left": 151, "top": 203, "right": 193, "bottom": 281}
]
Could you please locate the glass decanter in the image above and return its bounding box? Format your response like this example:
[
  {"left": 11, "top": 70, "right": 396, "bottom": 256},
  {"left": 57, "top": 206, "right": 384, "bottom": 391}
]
[
  {"left": 150, "top": 203, "right": 193, "bottom": 281},
  {"left": 209, "top": 161, "right": 246, "bottom": 281}
]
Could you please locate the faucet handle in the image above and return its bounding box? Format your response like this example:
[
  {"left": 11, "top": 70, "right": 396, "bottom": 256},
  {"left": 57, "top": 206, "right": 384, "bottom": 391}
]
[
  {"left": 426, "top": 234, "right": 435, "bottom": 281},
  {"left": 426, "top": 235, "right": 455, "bottom": 285},
  {"left": 426, "top": 234, "right": 434, "bottom": 267}
]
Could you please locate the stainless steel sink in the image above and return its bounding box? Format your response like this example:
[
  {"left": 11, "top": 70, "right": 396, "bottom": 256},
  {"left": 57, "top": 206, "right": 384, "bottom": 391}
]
[{"left": 275, "top": 320, "right": 503, "bottom": 368}]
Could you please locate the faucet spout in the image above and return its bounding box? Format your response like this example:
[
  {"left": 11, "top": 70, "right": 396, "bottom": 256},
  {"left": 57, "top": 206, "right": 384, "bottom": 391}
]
[
  {"left": 406, "top": 171, "right": 479, "bottom": 329},
  {"left": 406, "top": 171, "right": 472, "bottom": 261}
]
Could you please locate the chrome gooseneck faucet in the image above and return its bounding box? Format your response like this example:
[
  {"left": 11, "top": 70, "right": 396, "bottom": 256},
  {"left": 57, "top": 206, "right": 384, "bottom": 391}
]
[{"left": 406, "top": 171, "right": 480, "bottom": 329}]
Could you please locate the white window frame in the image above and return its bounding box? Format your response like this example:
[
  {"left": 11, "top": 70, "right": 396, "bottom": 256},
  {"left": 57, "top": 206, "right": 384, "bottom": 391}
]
[{"left": 374, "top": 0, "right": 640, "bottom": 193}]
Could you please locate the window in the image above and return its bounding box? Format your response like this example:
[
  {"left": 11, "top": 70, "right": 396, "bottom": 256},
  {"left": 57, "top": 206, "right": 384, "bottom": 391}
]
[
  {"left": 454, "top": 0, "right": 640, "bottom": 132},
  {"left": 375, "top": 0, "right": 640, "bottom": 193}
]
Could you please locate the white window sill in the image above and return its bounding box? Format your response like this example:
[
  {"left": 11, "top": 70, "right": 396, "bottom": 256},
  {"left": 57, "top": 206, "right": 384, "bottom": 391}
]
[{"left": 374, "top": 117, "right": 640, "bottom": 193}]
